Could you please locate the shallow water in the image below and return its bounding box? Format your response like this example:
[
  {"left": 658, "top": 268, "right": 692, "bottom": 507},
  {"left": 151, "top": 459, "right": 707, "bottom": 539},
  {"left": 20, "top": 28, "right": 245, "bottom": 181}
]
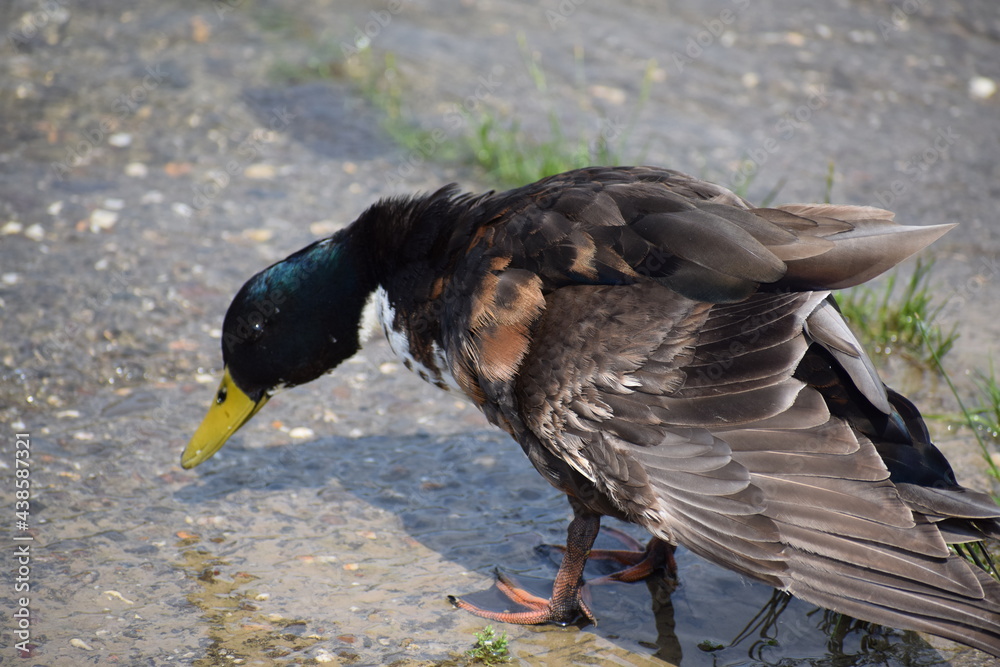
[{"left": 2, "top": 0, "right": 999, "bottom": 665}]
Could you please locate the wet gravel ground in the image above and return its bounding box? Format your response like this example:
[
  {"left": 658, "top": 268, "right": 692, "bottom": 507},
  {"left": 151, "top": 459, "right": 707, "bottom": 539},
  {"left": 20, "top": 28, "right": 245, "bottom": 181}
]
[{"left": 2, "top": 1, "right": 999, "bottom": 665}]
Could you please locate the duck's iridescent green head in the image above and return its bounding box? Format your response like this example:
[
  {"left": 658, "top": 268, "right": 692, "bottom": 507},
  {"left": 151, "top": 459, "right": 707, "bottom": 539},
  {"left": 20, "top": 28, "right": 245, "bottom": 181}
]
[{"left": 182, "top": 231, "right": 373, "bottom": 468}]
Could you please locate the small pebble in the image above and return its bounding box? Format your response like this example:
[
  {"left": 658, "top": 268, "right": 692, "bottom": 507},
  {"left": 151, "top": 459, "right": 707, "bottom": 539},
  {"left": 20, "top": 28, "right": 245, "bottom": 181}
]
[
  {"left": 243, "top": 228, "right": 273, "bottom": 242},
  {"left": 108, "top": 133, "right": 132, "bottom": 147},
  {"left": 24, "top": 224, "right": 45, "bottom": 241},
  {"left": 309, "top": 220, "right": 339, "bottom": 236},
  {"left": 785, "top": 31, "right": 805, "bottom": 46},
  {"left": 125, "top": 162, "right": 148, "bottom": 177},
  {"left": 103, "top": 198, "right": 125, "bottom": 211},
  {"left": 288, "top": 426, "right": 315, "bottom": 439},
  {"left": 73, "top": 431, "right": 95, "bottom": 440},
  {"left": 172, "top": 202, "right": 193, "bottom": 218},
  {"left": 588, "top": 84, "right": 626, "bottom": 105},
  {"left": 1, "top": 221, "right": 23, "bottom": 235},
  {"left": 47, "top": 201, "right": 63, "bottom": 215},
  {"left": 969, "top": 76, "right": 997, "bottom": 100},
  {"left": 244, "top": 163, "right": 276, "bottom": 179},
  {"left": 191, "top": 15, "right": 211, "bottom": 43},
  {"left": 2, "top": 273, "right": 19, "bottom": 285},
  {"left": 89, "top": 209, "right": 119, "bottom": 232},
  {"left": 168, "top": 339, "right": 199, "bottom": 352},
  {"left": 70, "top": 638, "right": 94, "bottom": 651}
]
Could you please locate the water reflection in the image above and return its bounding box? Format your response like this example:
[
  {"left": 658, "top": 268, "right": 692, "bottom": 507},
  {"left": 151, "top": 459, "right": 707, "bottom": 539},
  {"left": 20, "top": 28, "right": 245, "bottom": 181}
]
[
  {"left": 638, "top": 574, "right": 945, "bottom": 666},
  {"left": 176, "top": 432, "right": 954, "bottom": 665}
]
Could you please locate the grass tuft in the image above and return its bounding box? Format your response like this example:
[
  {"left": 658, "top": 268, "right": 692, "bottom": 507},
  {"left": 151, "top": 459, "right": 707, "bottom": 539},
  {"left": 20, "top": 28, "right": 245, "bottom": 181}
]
[
  {"left": 343, "top": 37, "right": 655, "bottom": 188},
  {"left": 466, "top": 625, "right": 511, "bottom": 665},
  {"left": 967, "top": 360, "right": 1000, "bottom": 443},
  {"left": 462, "top": 37, "right": 656, "bottom": 186},
  {"left": 823, "top": 160, "right": 836, "bottom": 204},
  {"left": 925, "top": 344, "right": 1000, "bottom": 485},
  {"left": 835, "top": 257, "right": 958, "bottom": 368}
]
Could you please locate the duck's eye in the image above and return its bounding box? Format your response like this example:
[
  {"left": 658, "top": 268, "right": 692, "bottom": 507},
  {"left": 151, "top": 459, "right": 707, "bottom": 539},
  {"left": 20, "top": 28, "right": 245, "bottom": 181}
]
[{"left": 216, "top": 385, "right": 228, "bottom": 404}]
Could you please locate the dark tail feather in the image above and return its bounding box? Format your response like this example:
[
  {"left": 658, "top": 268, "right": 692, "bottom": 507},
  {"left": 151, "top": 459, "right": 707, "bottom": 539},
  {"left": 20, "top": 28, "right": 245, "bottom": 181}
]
[{"left": 788, "top": 548, "right": 1000, "bottom": 656}]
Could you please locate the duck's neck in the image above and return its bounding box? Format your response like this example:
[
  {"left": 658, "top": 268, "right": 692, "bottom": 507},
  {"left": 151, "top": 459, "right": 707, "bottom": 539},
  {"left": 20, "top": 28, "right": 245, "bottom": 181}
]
[
  {"left": 345, "top": 188, "right": 474, "bottom": 389},
  {"left": 347, "top": 185, "right": 474, "bottom": 287}
]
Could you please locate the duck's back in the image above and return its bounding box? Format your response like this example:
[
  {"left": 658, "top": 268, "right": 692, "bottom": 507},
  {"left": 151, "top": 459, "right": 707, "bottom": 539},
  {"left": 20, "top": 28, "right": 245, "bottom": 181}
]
[{"left": 397, "top": 166, "right": 1000, "bottom": 654}]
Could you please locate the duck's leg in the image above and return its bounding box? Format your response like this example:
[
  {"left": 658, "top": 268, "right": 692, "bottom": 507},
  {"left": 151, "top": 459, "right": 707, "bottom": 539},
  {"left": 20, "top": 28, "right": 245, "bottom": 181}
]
[
  {"left": 449, "top": 508, "right": 601, "bottom": 625},
  {"left": 590, "top": 536, "right": 676, "bottom": 584},
  {"left": 544, "top": 526, "right": 677, "bottom": 584}
]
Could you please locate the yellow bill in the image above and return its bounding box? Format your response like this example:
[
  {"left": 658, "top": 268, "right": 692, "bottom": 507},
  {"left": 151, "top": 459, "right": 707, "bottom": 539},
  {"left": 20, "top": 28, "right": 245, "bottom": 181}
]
[{"left": 182, "top": 367, "right": 269, "bottom": 469}]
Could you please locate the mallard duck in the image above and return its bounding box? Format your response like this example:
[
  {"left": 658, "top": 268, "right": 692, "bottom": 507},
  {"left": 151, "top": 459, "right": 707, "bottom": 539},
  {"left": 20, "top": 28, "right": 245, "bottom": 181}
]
[{"left": 183, "top": 166, "right": 1000, "bottom": 655}]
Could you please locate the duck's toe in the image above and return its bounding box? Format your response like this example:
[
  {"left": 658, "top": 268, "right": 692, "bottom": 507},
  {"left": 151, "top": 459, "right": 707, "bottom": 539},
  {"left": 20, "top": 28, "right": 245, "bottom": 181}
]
[
  {"left": 541, "top": 527, "right": 677, "bottom": 585},
  {"left": 448, "top": 570, "right": 596, "bottom": 626}
]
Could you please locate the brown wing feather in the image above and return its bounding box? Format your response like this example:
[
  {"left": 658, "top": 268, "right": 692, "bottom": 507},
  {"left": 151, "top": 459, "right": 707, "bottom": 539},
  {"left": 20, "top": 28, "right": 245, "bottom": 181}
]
[
  {"left": 433, "top": 167, "right": 999, "bottom": 654},
  {"left": 458, "top": 167, "right": 954, "bottom": 304},
  {"left": 510, "top": 281, "right": 1000, "bottom": 654}
]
